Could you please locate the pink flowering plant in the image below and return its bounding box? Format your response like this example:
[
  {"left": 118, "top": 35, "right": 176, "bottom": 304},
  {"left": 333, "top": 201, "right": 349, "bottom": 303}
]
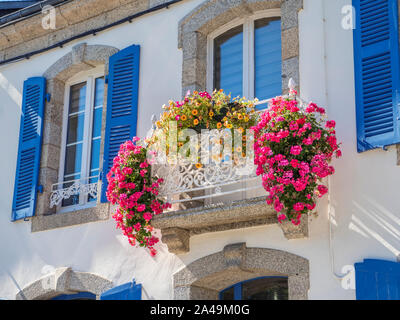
[
  {"left": 106, "top": 137, "right": 171, "bottom": 256},
  {"left": 252, "top": 91, "right": 341, "bottom": 225}
]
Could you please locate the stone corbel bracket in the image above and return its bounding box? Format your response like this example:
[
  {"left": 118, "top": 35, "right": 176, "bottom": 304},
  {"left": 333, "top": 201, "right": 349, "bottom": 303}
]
[{"left": 152, "top": 197, "right": 309, "bottom": 254}]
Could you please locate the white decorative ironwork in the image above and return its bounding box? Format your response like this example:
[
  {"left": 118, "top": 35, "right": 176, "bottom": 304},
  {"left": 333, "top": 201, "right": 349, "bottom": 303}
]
[
  {"left": 50, "top": 177, "right": 99, "bottom": 208},
  {"left": 153, "top": 160, "right": 263, "bottom": 204}
]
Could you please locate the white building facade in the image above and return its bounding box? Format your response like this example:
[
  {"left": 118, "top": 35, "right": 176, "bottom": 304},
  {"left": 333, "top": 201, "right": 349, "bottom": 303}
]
[{"left": 0, "top": 0, "right": 399, "bottom": 300}]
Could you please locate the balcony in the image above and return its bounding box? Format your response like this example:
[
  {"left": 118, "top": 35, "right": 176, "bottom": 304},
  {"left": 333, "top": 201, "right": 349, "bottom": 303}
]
[
  {"left": 48, "top": 84, "right": 309, "bottom": 253},
  {"left": 152, "top": 159, "right": 308, "bottom": 254}
]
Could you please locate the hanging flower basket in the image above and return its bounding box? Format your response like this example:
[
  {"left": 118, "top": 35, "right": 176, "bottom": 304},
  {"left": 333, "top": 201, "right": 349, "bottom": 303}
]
[
  {"left": 252, "top": 90, "right": 341, "bottom": 225},
  {"left": 106, "top": 137, "right": 171, "bottom": 256}
]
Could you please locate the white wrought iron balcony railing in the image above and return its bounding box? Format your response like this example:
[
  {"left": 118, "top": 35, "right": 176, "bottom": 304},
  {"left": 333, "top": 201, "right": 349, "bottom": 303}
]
[
  {"left": 50, "top": 176, "right": 99, "bottom": 208},
  {"left": 153, "top": 161, "right": 264, "bottom": 206}
]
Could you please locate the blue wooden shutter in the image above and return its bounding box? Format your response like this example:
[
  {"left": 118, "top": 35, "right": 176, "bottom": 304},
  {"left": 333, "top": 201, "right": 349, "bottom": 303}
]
[
  {"left": 355, "top": 259, "right": 400, "bottom": 300},
  {"left": 353, "top": 0, "right": 400, "bottom": 152},
  {"left": 100, "top": 280, "right": 142, "bottom": 300},
  {"left": 12, "top": 77, "right": 46, "bottom": 221},
  {"left": 101, "top": 45, "right": 140, "bottom": 203}
]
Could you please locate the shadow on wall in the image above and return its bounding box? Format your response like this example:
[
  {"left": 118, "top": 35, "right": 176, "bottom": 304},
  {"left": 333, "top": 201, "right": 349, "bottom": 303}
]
[
  {"left": 351, "top": 196, "right": 400, "bottom": 258},
  {"left": 0, "top": 73, "right": 22, "bottom": 107},
  {"left": 331, "top": 195, "right": 400, "bottom": 260}
]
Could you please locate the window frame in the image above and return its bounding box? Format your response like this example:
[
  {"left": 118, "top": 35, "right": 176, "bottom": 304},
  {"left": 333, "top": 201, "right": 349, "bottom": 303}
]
[
  {"left": 57, "top": 66, "right": 105, "bottom": 213},
  {"left": 206, "top": 9, "right": 281, "bottom": 107},
  {"left": 219, "top": 276, "right": 288, "bottom": 300}
]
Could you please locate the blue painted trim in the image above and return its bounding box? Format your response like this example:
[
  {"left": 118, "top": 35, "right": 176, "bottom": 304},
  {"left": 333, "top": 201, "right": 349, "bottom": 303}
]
[
  {"left": 51, "top": 292, "right": 96, "bottom": 300},
  {"left": 233, "top": 282, "right": 242, "bottom": 300}
]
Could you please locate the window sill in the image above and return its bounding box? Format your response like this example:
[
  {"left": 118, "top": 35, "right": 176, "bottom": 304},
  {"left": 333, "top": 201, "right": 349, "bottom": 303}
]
[
  {"left": 31, "top": 202, "right": 110, "bottom": 232},
  {"left": 152, "top": 196, "right": 309, "bottom": 254}
]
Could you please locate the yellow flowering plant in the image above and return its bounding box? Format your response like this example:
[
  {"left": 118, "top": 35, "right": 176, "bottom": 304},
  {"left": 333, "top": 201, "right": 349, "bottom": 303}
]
[
  {"left": 157, "top": 90, "right": 256, "bottom": 131},
  {"left": 153, "top": 90, "right": 258, "bottom": 164}
]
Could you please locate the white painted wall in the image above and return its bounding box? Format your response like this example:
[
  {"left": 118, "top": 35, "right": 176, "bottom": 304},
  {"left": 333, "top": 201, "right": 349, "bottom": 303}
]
[{"left": 0, "top": 0, "right": 398, "bottom": 300}]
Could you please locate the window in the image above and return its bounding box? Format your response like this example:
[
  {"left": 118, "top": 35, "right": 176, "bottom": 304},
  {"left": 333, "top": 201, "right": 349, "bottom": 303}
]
[
  {"left": 219, "top": 277, "right": 288, "bottom": 300},
  {"left": 58, "top": 68, "right": 105, "bottom": 211},
  {"left": 208, "top": 11, "right": 282, "bottom": 109}
]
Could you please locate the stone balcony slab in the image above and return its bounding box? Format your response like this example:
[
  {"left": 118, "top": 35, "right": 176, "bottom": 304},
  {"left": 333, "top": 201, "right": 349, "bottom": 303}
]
[{"left": 152, "top": 196, "right": 309, "bottom": 254}]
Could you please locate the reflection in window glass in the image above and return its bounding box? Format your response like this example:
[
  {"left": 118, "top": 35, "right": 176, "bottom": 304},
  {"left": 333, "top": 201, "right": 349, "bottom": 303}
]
[
  {"left": 214, "top": 25, "right": 243, "bottom": 98},
  {"left": 62, "top": 82, "right": 86, "bottom": 207},
  {"left": 254, "top": 17, "right": 282, "bottom": 101},
  {"left": 242, "top": 277, "right": 288, "bottom": 300},
  {"left": 220, "top": 277, "right": 288, "bottom": 300},
  {"left": 68, "top": 82, "right": 86, "bottom": 113},
  {"left": 88, "top": 77, "right": 104, "bottom": 202}
]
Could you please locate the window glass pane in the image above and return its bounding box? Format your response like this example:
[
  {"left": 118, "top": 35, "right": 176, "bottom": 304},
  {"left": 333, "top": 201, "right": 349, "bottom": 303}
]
[
  {"left": 66, "top": 113, "right": 85, "bottom": 144},
  {"left": 92, "top": 108, "right": 102, "bottom": 138},
  {"left": 64, "top": 143, "right": 83, "bottom": 176},
  {"left": 254, "top": 17, "right": 282, "bottom": 101},
  {"left": 88, "top": 169, "right": 99, "bottom": 202},
  {"left": 87, "top": 77, "right": 104, "bottom": 202},
  {"left": 219, "top": 277, "right": 288, "bottom": 300},
  {"left": 255, "top": 102, "right": 269, "bottom": 110},
  {"left": 69, "top": 82, "right": 87, "bottom": 113},
  {"left": 61, "top": 173, "right": 80, "bottom": 207},
  {"left": 214, "top": 25, "right": 243, "bottom": 98},
  {"left": 242, "top": 277, "right": 288, "bottom": 300},
  {"left": 94, "top": 77, "right": 105, "bottom": 107},
  {"left": 220, "top": 286, "right": 234, "bottom": 300},
  {"left": 89, "top": 139, "right": 100, "bottom": 172}
]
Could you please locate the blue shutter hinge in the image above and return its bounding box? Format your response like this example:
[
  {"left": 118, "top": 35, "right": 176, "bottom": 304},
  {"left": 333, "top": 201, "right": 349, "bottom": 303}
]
[
  {"left": 45, "top": 93, "right": 51, "bottom": 102},
  {"left": 37, "top": 185, "right": 44, "bottom": 193},
  {"left": 105, "top": 75, "right": 109, "bottom": 84},
  {"left": 99, "top": 171, "right": 104, "bottom": 181},
  {"left": 358, "top": 139, "right": 387, "bottom": 151}
]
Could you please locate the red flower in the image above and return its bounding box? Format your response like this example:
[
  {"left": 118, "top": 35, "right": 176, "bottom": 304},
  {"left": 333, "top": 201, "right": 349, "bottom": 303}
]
[
  {"left": 253, "top": 96, "right": 340, "bottom": 224},
  {"left": 326, "top": 120, "right": 336, "bottom": 128},
  {"left": 317, "top": 185, "right": 328, "bottom": 197}
]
